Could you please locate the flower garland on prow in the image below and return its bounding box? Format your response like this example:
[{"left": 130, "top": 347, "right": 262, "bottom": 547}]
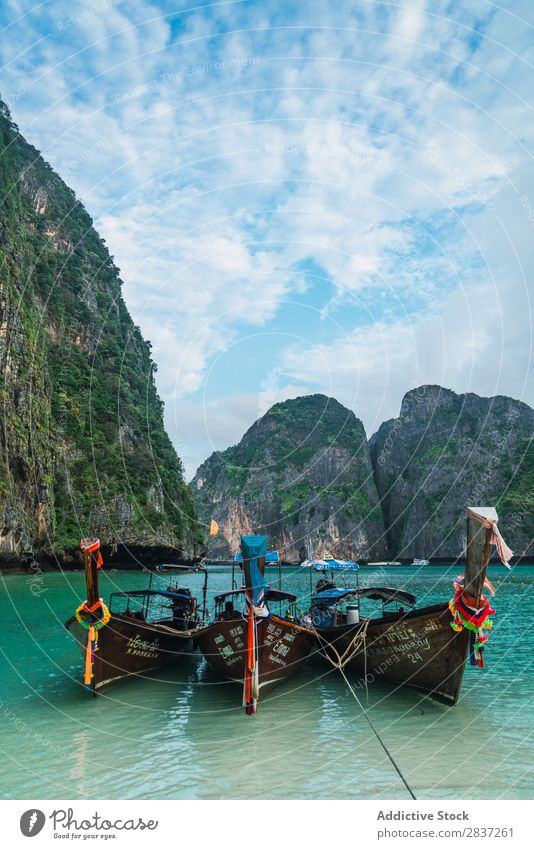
[
  {"left": 75, "top": 598, "right": 111, "bottom": 631},
  {"left": 449, "top": 575, "right": 496, "bottom": 667},
  {"left": 77, "top": 538, "right": 110, "bottom": 687}
]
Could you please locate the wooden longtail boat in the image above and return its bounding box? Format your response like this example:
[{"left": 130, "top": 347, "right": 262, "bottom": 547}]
[
  {"left": 194, "top": 535, "right": 315, "bottom": 714},
  {"left": 65, "top": 539, "right": 207, "bottom": 694},
  {"left": 303, "top": 507, "right": 512, "bottom": 704}
]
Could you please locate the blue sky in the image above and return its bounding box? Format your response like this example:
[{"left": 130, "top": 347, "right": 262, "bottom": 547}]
[{"left": 1, "top": 0, "right": 533, "bottom": 476}]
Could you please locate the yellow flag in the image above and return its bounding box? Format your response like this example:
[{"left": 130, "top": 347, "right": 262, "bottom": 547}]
[{"left": 209, "top": 519, "right": 219, "bottom": 537}]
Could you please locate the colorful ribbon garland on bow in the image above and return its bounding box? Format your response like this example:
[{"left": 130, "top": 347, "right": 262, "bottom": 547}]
[
  {"left": 449, "top": 575, "right": 496, "bottom": 667},
  {"left": 75, "top": 538, "right": 107, "bottom": 686},
  {"left": 75, "top": 598, "right": 111, "bottom": 686}
]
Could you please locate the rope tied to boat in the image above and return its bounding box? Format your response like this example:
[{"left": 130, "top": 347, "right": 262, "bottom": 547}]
[
  {"left": 316, "top": 618, "right": 370, "bottom": 675},
  {"left": 310, "top": 621, "right": 417, "bottom": 801}
]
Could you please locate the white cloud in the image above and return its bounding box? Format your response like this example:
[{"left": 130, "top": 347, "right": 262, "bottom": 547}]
[
  {"left": 168, "top": 381, "right": 311, "bottom": 479},
  {"left": 1, "top": 0, "right": 532, "bottom": 473},
  {"left": 281, "top": 259, "right": 533, "bottom": 439}
]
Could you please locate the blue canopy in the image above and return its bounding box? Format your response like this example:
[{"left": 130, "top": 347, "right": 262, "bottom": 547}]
[
  {"left": 312, "top": 588, "right": 358, "bottom": 604},
  {"left": 312, "top": 586, "right": 417, "bottom": 607},
  {"left": 110, "top": 589, "right": 192, "bottom": 600},
  {"left": 214, "top": 587, "right": 297, "bottom": 604},
  {"left": 302, "top": 558, "right": 359, "bottom": 571}
]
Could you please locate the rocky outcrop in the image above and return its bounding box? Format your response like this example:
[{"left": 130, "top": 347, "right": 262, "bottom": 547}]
[
  {"left": 369, "top": 385, "right": 534, "bottom": 559},
  {"left": 0, "top": 100, "right": 202, "bottom": 566},
  {"left": 192, "top": 394, "right": 387, "bottom": 561},
  {"left": 192, "top": 386, "right": 533, "bottom": 562}
]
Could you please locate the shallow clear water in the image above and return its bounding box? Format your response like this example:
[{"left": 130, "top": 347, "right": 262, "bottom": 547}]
[{"left": 0, "top": 564, "right": 532, "bottom": 800}]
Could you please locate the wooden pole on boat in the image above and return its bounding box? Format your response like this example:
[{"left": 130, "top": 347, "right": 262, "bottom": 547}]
[
  {"left": 79, "top": 538, "right": 103, "bottom": 697},
  {"left": 242, "top": 551, "right": 267, "bottom": 593},
  {"left": 241, "top": 536, "right": 268, "bottom": 715},
  {"left": 464, "top": 507, "right": 495, "bottom": 603},
  {"left": 201, "top": 568, "right": 208, "bottom": 622},
  {"left": 81, "top": 537, "right": 100, "bottom": 607}
]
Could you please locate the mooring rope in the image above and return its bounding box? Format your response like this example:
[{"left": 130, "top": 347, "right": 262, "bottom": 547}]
[
  {"left": 312, "top": 622, "right": 417, "bottom": 800},
  {"left": 314, "top": 619, "right": 370, "bottom": 697}
]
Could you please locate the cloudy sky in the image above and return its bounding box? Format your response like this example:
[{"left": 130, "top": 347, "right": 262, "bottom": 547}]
[{"left": 1, "top": 0, "right": 533, "bottom": 477}]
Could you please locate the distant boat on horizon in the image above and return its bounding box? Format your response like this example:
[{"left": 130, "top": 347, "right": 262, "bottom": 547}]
[{"left": 367, "top": 560, "right": 402, "bottom": 566}]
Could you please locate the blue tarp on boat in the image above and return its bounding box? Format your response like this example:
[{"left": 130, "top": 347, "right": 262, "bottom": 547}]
[
  {"left": 234, "top": 549, "right": 280, "bottom": 564},
  {"left": 312, "top": 588, "right": 358, "bottom": 604},
  {"left": 240, "top": 535, "right": 268, "bottom": 606}
]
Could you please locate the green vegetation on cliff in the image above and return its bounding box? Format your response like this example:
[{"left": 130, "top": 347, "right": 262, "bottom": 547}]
[
  {"left": 216, "top": 394, "right": 369, "bottom": 489},
  {"left": 370, "top": 385, "right": 534, "bottom": 559},
  {"left": 195, "top": 387, "right": 534, "bottom": 561},
  {"left": 493, "top": 438, "right": 534, "bottom": 524},
  {"left": 0, "top": 100, "right": 202, "bottom": 558}
]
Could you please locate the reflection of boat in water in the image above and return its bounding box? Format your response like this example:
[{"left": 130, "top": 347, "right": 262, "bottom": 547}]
[
  {"left": 194, "top": 535, "right": 315, "bottom": 715},
  {"left": 302, "top": 507, "right": 512, "bottom": 705},
  {"left": 65, "top": 539, "right": 207, "bottom": 694},
  {"left": 411, "top": 558, "right": 430, "bottom": 566}
]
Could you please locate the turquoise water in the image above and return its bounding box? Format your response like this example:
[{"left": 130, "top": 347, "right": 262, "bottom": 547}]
[{"left": 0, "top": 564, "right": 532, "bottom": 800}]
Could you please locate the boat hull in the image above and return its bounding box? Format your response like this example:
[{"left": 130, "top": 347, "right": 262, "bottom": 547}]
[
  {"left": 312, "top": 603, "right": 470, "bottom": 704},
  {"left": 194, "top": 615, "right": 315, "bottom": 698},
  {"left": 65, "top": 614, "right": 196, "bottom": 692}
]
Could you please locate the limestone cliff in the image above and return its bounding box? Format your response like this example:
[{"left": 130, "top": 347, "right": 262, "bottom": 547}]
[
  {"left": 369, "top": 385, "right": 534, "bottom": 559},
  {"left": 193, "top": 387, "right": 533, "bottom": 562},
  {"left": 192, "top": 394, "right": 387, "bottom": 561},
  {"left": 0, "top": 100, "right": 202, "bottom": 566}
]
